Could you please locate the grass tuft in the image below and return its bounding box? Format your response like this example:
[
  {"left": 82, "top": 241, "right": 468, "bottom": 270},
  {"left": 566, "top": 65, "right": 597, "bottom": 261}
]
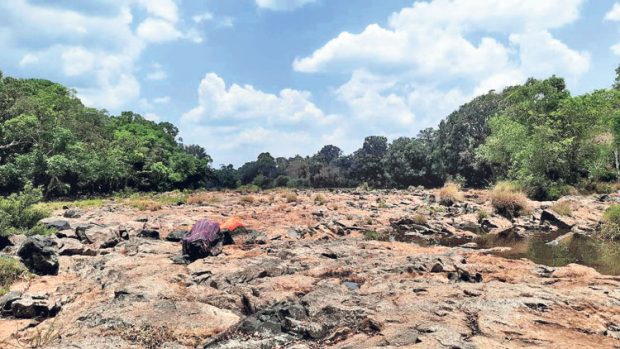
[
  {"left": 437, "top": 182, "right": 464, "bottom": 206},
  {"left": 490, "top": 181, "right": 529, "bottom": 218}
]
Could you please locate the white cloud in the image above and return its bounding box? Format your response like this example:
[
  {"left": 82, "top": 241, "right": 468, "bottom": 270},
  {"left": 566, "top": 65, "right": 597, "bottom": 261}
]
[
  {"left": 0, "top": 0, "right": 199, "bottom": 111},
  {"left": 294, "top": 0, "right": 589, "bottom": 145},
  {"left": 193, "top": 12, "right": 214, "bottom": 23},
  {"left": 605, "top": 3, "right": 620, "bottom": 21},
  {"left": 144, "top": 112, "right": 161, "bottom": 122},
  {"left": 136, "top": 18, "right": 182, "bottom": 43},
  {"left": 19, "top": 53, "right": 39, "bottom": 66},
  {"left": 182, "top": 72, "right": 329, "bottom": 125},
  {"left": 146, "top": 63, "right": 168, "bottom": 81},
  {"left": 61, "top": 46, "right": 96, "bottom": 76},
  {"left": 153, "top": 96, "right": 171, "bottom": 104},
  {"left": 256, "top": 0, "right": 316, "bottom": 11}
]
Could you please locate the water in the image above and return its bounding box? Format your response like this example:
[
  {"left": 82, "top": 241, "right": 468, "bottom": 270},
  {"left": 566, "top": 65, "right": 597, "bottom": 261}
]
[
  {"left": 476, "top": 232, "right": 620, "bottom": 276},
  {"left": 394, "top": 230, "right": 620, "bottom": 276}
]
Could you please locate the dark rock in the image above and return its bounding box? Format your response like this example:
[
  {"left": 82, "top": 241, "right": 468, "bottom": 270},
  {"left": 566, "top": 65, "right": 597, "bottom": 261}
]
[
  {"left": 43, "top": 220, "right": 70, "bottom": 231},
  {"left": 58, "top": 238, "right": 96, "bottom": 256},
  {"left": 137, "top": 229, "right": 160, "bottom": 239},
  {"left": 11, "top": 295, "right": 60, "bottom": 319},
  {"left": 430, "top": 262, "right": 444, "bottom": 273},
  {"left": 165, "top": 230, "right": 189, "bottom": 242},
  {"left": 136, "top": 216, "right": 149, "bottom": 222},
  {"left": 0, "top": 291, "right": 22, "bottom": 315},
  {"left": 540, "top": 210, "right": 574, "bottom": 230},
  {"left": 17, "top": 236, "right": 59, "bottom": 275},
  {"left": 170, "top": 254, "right": 189, "bottom": 264}
]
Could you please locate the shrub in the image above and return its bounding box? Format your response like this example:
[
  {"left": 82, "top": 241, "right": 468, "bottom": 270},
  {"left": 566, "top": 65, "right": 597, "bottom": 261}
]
[
  {"left": 412, "top": 213, "right": 427, "bottom": 225},
  {"left": 240, "top": 195, "right": 256, "bottom": 204},
  {"left": 314, "top": 194, "right": 327, "bottom": 205},
  {"left": 237, "top": 184, "right": 260, "bottom": 194},
  {"left": 285, "top": 192, "right": 299, "bottom": 203},
  {"left": 187, "top": 192, "right": 221, "bottom": 205},
  {"left": 274, "top": 175, "right": 291, "bottom": 188},
  {"left": 356, "top": 182, "right": 370, "bottom": 192},
  {"left": 490, "top": 181, "right": 529, "bottom": 218},
  {"left": 550, "top": 200, "right": 573, "bottom": 217},
  {"left": 0, "top": 257, "right": 29, "bottom": 295},
  {"left": 601, "top": 204, "right": 620, "bottom": 240},
  {"left": 0, "top": 183, "right": 49, "bottom": 237},
  {"left": 363, "top": 230, "right": 382, "bottom": 240},
  {"left": 476, "top": 209, "right": 489, "bottom": 222},
  {"left": 437, "top": 182, "right": 463, "bottom": 206}
]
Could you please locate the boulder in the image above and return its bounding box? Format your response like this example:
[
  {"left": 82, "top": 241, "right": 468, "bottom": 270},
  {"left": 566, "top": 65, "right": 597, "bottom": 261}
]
[
  {"left": 165, "top": 230, "right": 189, "bottom": 242},
  {"left": 17, "top": 236, "right": 59, "bottom": 275},
  {"left": 137, "top": 229, "right": 160, "bottom": 239},
  {"left": 0, "top": 291, "right": 22, "bottom": 316},
  {"left": 77, "top": 226, "right": 121, "bottom": 249},
  {"left": 540, "top": 210, "right": 574, "bottom": 230},
  {"left": 11, "top": 293, "right": 60, "bottom": 319},
  {"left": 58, "top": 238, "right": 96, "bottom": 256},
  {"left": 480, "top": 217, "right": 513, "bottom": 235},
  {"left": 43, "top": 220, "right": 71, "bottom": 231},
  {"left": 63, "top": 209, "right": 82, "bottom": 218}
]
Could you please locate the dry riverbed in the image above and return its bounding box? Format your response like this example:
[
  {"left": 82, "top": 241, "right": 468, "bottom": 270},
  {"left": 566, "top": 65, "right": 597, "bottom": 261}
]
[{"left": 1, "top": 188, "right": 620, "bottom": 348}]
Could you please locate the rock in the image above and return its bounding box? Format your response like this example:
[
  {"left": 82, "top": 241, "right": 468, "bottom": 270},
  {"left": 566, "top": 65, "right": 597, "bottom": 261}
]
[
  {"left": 136, "top": 216, "right": 149, "bottom": 222},
  {"left": 63, "top": 209, "right": 82, "bottom": 218},
  {"left": 58, "top": 238, "right": 96, "bottom": 256},
  {"left": 17, "top": 236, "right": 59, "bottom": 275},
  {"left": 43, "top": 220, "right": 71, "bottom": 231},
  {"left": 343, "top": 281, "right": 359, "bottom": 290},
  {"left": 460, "top": 242, "right": 479, "bottom": 249},
  {"left": 540, "top": 209, "right": 574, "bottom": 230},
  {"left": 77, "top": 226, "right": 121, "bottom": 249},
  {"left": 165, "top": 230, "right": 189, "bottom": 242},
  {"left": 137, "top": 229, "right": 160, "bottom": 239},
  {"left": 430, "top": 262, "right": 444, "bottom": 273},
  {"left": 0, "top": 291, "right": 22, "bottom": 316},
  {"left": 480, "top": 217, "right": 513, "bottom": 235},
  {"left": 287, "top": 229, "right": 301, "bottom": 239},
  {"left": 11, "top": 294, "right": 60, "bottom": 319}
]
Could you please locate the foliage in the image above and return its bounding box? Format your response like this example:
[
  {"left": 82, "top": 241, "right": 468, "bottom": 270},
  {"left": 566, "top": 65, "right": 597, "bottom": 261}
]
[
  {"left": 0, "top": 183, "right": 49, "bottom": 236},
  {"left": 0, "top": 256, "right": 29, "bottom": 294},
  {"left": 601, "top": 204, "right": 620, "bottom": 240}
]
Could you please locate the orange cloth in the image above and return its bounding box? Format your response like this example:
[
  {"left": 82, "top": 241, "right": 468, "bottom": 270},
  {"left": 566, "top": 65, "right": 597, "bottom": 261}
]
[{"left": 220, "top": 217, "right": 244, "bottom": 231}]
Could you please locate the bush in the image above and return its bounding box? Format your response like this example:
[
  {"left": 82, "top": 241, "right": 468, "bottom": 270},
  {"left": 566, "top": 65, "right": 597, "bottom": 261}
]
[
  {"left": 274, "top": 175, "right": 291, "bottom": 188},
  {"left": 0, "top": 256, "right": 29, "bottom": 295},
  {"left": 0, "top": 183, "right": 49, "bottom": 237},
  {"left": 237, "top": 184, "right": 260, "bottom": 194},
  {"left": 490, "top": 181, "right": 529, "bottom": 218},
  {"left": 285, "top": 192, "right": 299, "bottom": 203},
  {"left": 412, "top": 213, "right": 427, "bottom": 225},
  {"left": 437, "top": 182, "right": 463, "bottom": 206},
  {"left": 550, "top": 200, "right": 573, "bottom": 217},
  {"left": 601, "top": 204, "right": 620, "bottom": 240},
  {"left": 477, "top": 209, "right": 489, "bottom": 222},
  {"left": 363, "top": 230, "right": 383, "bottom": 240},
  {"left": 240, "top": 195, "right": 256, "bottom": 204},
  {"left": 314, "top": 194, "right": 327, "bottom": 205}
]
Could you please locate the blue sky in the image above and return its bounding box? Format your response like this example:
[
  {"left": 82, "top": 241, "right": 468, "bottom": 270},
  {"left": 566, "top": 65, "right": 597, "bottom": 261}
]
[{"left": 2, "top": 0, "right": 620, "bottom": 166}]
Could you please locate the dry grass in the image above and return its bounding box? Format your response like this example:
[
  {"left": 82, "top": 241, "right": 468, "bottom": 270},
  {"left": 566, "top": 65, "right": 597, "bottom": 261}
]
[
  {"left": 125, "top": 199, "right": 162, "bottom": 211},
  {"left": 187, "top": 192, "right": 221, "bottom": 205},
  {"left": 412, "top": 213, "right": 427, "bottom": 225},
  {"left": 239, "top": 195, "right": 256, "bottom": 204},
  {"left": 490, "top": 181, "right": 529, "bottom": 218},
  {"left": 0, "top": 318, "right": 63, "bottom": 348},
  {"left": 550, "top": 200, "right": 573, "bottom": 217},
  {"left": 0, "top": 257, "right": 29, "bottom": 296},
  {"left": 285, "top": 192, "right": 299, "bottom": 203},
  {"left": 314, "top": 193, "right": 327, "bottom": 205},
  {"left": 437, "top": 182, "right": 464, "bottom": 206}
]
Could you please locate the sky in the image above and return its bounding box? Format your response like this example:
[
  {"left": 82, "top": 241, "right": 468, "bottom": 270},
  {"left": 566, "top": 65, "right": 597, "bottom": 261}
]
[{"left": 2, "top": 0, "right": 620, "bottom": 166}]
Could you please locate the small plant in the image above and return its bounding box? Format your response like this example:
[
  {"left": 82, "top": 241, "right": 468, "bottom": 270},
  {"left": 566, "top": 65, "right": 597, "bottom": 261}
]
[
  {"left": 356, "top": 182, "right": 370, "bottom": 192},
  {"left": 601, "top": 204, "right": 620, "bottom": 240},
  {"left": 363, "top": 230, "right": 382, "bottom": 240},
  {"left": 490, "top": 181, "right": 529, "bottom": 218},
  {"left": 550, "top": 200, "right": 573, "bottom": 217},
  {"left": 412, "top": 213, "right": 427, "bottom": 225},
  {"left": 314, "top": 193, "right": 327, "bottom": 205},
  {"left": 285, "top": 192, "right": 299, "bottom": 203},
  {"left": 237, "top": 184, "right": 260, "bottom": 194},
  {"left": 240, "top": 195, "right": 256, "bottom": 204},
  {"left": 0, "top": 257, "right": 29, "bottom": 296},
  {"left": 476, "top": 209, "right": 489, "bottom": 222},
  {"left": 437, "top": 182, "right": 464, "bottom": 206},
  {"left": 125, "top": 199, "right": 162, "bottom": 211},
  {"left": 0, "top": 183, "right": 50, "bottom": 237}
]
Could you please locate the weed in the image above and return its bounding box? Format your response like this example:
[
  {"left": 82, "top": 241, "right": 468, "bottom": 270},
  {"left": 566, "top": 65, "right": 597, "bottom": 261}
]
[
  {"left": 314, "top": 194, "right": 327, "bottom": 205},
  {"left": 285, "top": 192, "right": 299, "bottom": 203},
  {"left": 363, "top": 230, "right": 382, "bottom": 240},
  {"left": 490, "top": 181, "right": 529, "bottom": 218},
  {"left": 0, "top": 256, "right": 29, "bottom": 291},
  {"left": 437, "top": 182, "right": 463, "bottom": 206},
  {"left": 412, "top": 213, "right": 427, "bottom": 225}
]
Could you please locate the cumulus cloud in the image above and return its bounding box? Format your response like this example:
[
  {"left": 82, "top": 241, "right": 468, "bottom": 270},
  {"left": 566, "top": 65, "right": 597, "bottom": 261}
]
[
  {"left": 605, "top": 3, "right": 620, "bottom": 21},
  {"left": 146, "top": 63, "right": 168, "bottom": 81},
  {"left": 294, "top": 0, "right": 589, "bottom": 144},
  {"left": 0, "top": 0, "right": 201, "bottom": 111},
  {"left": 255, "top": 0, "right": 316, "bottom": 11}
]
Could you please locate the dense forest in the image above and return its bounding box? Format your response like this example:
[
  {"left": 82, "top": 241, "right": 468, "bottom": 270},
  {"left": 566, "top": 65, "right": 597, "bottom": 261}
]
[{"left": 2, "top": 69, "right": 620, "bottom": 201}]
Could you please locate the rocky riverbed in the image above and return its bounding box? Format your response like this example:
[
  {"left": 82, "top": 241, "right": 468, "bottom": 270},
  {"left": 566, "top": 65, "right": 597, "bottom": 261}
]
[{"left": 1, "top": 188, "right": 620, "bottom": 348}]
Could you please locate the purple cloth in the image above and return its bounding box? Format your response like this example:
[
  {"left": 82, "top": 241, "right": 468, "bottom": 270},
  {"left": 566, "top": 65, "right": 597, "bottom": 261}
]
[{"left": 182, "top": 219, "right": 222, "bottom": 260}]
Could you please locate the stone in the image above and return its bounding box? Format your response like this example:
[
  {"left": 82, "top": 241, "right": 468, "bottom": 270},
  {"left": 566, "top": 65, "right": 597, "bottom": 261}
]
[
  {"left": 137, "top": 229, "right": 160, "bottom": 239},
  {"left": 63, "top": 209, "right": 81, "bottom": 218},
  {"left": 58, "top": 238, "right": 96, "bottom": 256},
  {"left": 165, "top": 230, "right": 189, "bottom": 242},
  {"left": 540, "top": 209, "right": 574, "bottom": 230},
  {"left": 77, "top": 226, "right": 121, "bottom": 249},
  {"left": 11, "top": 295, "right": 60, "bottom": 319},
  {"left": 0, "top": 291, "right": 22, "bottom": 315},
  {"left": 43, "top": 220, "right": 71, "bottom": 231},
  {"left": 17, "top": 236, "right": 59, "bottom": 275}
]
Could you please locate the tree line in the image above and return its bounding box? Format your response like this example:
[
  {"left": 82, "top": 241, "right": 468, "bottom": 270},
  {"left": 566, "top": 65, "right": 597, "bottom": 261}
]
[{"left": 2, "top": 69, "right": 620, "bottom": 200}]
